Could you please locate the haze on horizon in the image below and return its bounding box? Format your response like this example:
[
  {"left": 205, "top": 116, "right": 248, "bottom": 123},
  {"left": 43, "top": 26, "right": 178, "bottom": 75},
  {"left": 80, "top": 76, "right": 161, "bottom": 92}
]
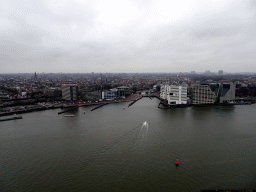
[{"left": 0, "top": 0, "right": 255, "bottom": 74}]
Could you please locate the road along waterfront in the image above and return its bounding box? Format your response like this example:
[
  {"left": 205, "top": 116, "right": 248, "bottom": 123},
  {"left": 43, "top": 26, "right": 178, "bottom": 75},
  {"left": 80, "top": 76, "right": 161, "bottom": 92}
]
[
  {"left": 1, "top": 98, "right": 256, "bottom": 191},
  {"left": 0, "top": 94, "right": 143, "bottom": 117}
]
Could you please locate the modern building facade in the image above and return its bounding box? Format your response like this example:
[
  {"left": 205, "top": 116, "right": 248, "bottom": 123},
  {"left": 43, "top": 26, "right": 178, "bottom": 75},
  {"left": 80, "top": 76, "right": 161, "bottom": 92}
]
[
  {"left": 191, "top": 84, "right": 216, "bottom": 104},
  {"left": 191, "top": 83, "right": 235, "bottom": 104},
  {"left": 82, "top": 90, "right": 101, "bottom": 101},
  {"left": 160, "top": 85, "right": 168, "bottom": 100},
  {"left": 116, "top": 86, "right": 130, "bottom": 98},
  {"left": 61, "top": 82, "right": 78, "bottom": 101},
  {"left": 160, "top": 85, "right": 188, "bottom": 105},
  {"left": 219, "top": 83, "right": 236, "bottom": 103},
  {"left": 102, "top": 86, "right": 130, "bottom": 100},
  {"left": 102, "top": 90, "right": 118, "bottom": 100}
]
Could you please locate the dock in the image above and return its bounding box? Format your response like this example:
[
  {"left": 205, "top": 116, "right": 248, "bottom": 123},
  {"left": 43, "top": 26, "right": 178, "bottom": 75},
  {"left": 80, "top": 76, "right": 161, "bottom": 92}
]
[
  {"left": 91, "top": 103, "right": 108, "bottom": 111},
  {"left": 0, "top": 116, "right": 23, "bottom": 122},
  {"left": 58, "top": 106, "right": 79, "bottom": 114},
  {"left": 128, "top": 98, "right": 140, "bottom": 107}
]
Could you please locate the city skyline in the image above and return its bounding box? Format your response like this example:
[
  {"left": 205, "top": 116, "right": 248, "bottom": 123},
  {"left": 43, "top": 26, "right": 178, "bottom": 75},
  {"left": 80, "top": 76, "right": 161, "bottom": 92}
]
[
  {"left": 2, "top": 70, "right": 256, "bottom": 75},
  {"left": 1, "top": 0, "right": 256, "bottom": 73}
]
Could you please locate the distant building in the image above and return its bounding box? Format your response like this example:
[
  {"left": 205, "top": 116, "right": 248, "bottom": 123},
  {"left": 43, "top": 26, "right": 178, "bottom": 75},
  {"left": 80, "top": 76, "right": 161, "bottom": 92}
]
[
  {"left": 101, "top": 86, "right": 130, "bottom": 100},
  {"left": 0, "top": 92, "right": 9, "bottom": 99},
  {"left": 218, "top": 70, "right": 223, "bottom": 75},
  {"left": 21, "top": 89, "right": 27, "bottom": 97},
  {"left": 191, "top": 71, "right": 195, "bottom": 74},
  {"left": 153, "top": 84, "right": 161, "bottom": 92},
  {"left": 160, "top": 85, "right": 168, "bottom": 100},
  {"left": 191, "top": 84, "right": 216, "bottom": 104},
  {"left": 160, "top": 85, "right": 188, "bottom": 105},
  {"left": 205, "top": 70, "right": 211, "bottom": 75},
  {"left": 116, "top": 86, "right": 130, "bottom": 98},
  {"left": 219, "top": 84, "right": 236, "bottom": 103},
  {"left": 83, "top": 90, "right": 101, "bottom": 101},
  {"left": 61, "top": 82, "right": 78, "bottom": 101},
  {"left": 102, "top": 90, "right": 117, "bottom": 100},
  {"left": 191, "top": 83, "right": 235, "bottom": 104}
]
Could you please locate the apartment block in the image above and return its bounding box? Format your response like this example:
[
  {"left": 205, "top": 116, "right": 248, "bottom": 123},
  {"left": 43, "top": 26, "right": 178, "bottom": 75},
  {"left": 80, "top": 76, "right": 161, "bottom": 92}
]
[
  {"left": 192, "top": 83, "right": 235, "bottom": 104},
  {"left": 61, "top": 82, "right": 78, "bottom": 101},
  {"left": 160, "top": 85, "right": 188, "bottom": 105}
]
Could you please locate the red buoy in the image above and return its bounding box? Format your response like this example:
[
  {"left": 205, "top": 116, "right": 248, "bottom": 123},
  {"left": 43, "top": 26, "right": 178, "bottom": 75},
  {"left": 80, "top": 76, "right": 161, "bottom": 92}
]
[{"left": 175, "top": 159, "right": 179, "bottom": 165}]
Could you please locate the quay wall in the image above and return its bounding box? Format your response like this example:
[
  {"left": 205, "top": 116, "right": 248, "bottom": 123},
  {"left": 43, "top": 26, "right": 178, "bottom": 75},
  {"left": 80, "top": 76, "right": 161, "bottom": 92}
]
[{"left": 0, "top": 94, "right": 143, "bottom": 117}]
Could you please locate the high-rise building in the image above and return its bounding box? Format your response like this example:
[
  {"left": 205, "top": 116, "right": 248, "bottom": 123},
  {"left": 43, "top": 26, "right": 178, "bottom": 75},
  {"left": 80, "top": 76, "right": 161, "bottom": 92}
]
[
  {"left": 205, "top": 70, "right": 211, "bottom": 75},
  {"left": 116, "top": 86, "right": 129, "bottom": 98},
  {"left": 218, "top": 70, "right": 223, "bottom": 75},
  {"left": 160, "top": 85, "right": 188, "bottom": 105},
  {"left": 191, "top": 84, "right": 216, "bottom": 104},
  {"left": 61, "top": 82, "right": 78, "bottom": 101},
  {"left": 191, "top": 83, "right": 235, "bottom": 104},
  {"left": 160, "top": 85, "right": 168, "bottom": 100},
  {"left": 34, "top": 71, "right": 37, "bottom": 86}
]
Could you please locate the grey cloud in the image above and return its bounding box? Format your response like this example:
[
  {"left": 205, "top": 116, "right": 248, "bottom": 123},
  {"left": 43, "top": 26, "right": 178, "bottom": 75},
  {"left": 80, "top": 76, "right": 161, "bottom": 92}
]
[
  {"left": 0, "top": 0, "right": 256, "bottom": 73},
  {"left": 190, "top": 25, "right": 245, "bottom": 39}
]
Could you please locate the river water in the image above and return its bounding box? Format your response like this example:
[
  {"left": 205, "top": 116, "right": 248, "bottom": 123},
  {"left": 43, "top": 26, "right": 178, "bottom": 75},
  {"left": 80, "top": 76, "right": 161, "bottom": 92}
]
[{"left": 1, "top": 98, "right": 256, "bottom": 191}]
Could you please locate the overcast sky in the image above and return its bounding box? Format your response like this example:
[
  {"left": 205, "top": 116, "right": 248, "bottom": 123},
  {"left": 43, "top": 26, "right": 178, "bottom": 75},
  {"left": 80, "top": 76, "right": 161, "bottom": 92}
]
[{"left": 0, "top": 0, "right": 255, "bottom": 73}]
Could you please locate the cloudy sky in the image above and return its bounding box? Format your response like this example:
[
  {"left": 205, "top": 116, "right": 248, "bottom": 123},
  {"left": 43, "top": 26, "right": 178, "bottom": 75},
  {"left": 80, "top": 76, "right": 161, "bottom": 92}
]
[{"left": 0, "top": 0, "right": 255, "bottom": 73}]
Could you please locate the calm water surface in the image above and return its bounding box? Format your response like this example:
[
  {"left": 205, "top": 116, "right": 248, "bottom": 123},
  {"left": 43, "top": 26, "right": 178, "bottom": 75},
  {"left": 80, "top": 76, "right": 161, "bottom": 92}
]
[{"left": 1, "top": 98, "right": 256, "bottom": 191}]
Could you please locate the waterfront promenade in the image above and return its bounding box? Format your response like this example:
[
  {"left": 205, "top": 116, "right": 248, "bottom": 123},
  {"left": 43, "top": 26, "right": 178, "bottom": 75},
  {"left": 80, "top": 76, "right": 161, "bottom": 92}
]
[{"left": 0, "top": 94, "right": 143, "bottom": 117}]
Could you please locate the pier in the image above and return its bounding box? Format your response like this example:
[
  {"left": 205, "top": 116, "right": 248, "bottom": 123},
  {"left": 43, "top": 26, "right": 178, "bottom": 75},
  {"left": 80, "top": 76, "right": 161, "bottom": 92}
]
[
  {"left": 142, "top": 94, "right": 161, "bottom": 100},
  {"left": 128, "top": 95, "right": 143, "bottom": 107},
  {"left": 0, "top": 116, "right": 22, "bottom": 122},
  {"left": 91, "top": 103, "right": 108, "bottom": 111},
  {"left": 58, "top": 106, "right": 79, "bottom": 114},
  {"left": 0, "top": 94, "right": 144, "bottom": 116}
]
